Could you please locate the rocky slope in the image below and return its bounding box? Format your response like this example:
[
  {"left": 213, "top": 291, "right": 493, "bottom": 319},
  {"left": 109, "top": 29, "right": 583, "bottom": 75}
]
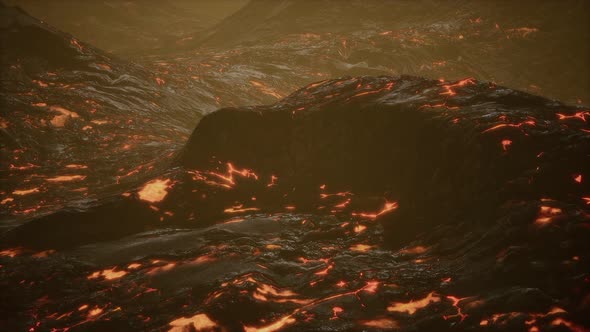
[{"left": 0, "top": 4, "right": 202, "bottom": 225}]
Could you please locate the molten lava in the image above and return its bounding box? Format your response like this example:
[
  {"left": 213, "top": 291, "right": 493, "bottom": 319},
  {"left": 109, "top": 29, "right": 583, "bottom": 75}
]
[
  {"left": 138, "top": 178, "right": 172, "bottom": 203},
  {"left": 352, "top": 200, "right": 398, "bottom": 219},
  {"left": 168, "top": 313, "right": 217, "bottom": 332},
  {"left": 387, "top": 292, "right": 441, "bottom": 315}
]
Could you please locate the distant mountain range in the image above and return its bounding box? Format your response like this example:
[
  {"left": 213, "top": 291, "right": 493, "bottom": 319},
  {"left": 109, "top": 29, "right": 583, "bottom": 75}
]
[{"left": 1, "top": 0, "right": 247, "bottom": 55}]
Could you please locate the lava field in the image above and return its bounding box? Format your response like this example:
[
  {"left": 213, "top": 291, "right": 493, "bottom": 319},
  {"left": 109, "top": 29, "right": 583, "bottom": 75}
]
[{"left": 1, "top": 1, "right": 589, "bottom": 332}]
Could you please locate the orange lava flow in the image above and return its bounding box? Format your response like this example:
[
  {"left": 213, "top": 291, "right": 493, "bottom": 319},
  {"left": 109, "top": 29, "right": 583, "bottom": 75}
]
[
  {"left": 9, "top": 163, "right": 39, "bottom": 170},
  {"left": 360, "top": 318, "right": 399, "bottom": 329},
  {"left": 320, "top": 191, "right": 352, "bottom": 199},
  {"left": 12, "top": 188, "right": 40, "bottom": 196},
  {"left": 333, "top": 198, "right": 351, "bottom": 209},
  {"left": 224, "top": 217, "right": 245, "bottom": 224},
  {"left": 331, "top": 306, "right": 344, "bottom": 320},
  {"left": 482, "top": 120, "right": 535, "bottom": 133},
  {"left": 534, "top": 205, "right": 563, "bottom": 226},
  {"left": 145, "top": 262, "right": 177, "bottom": 275},
  {"left": 244, "top": 280, "right": 381, "bottom": 332},
  {"left": 32, "top": 250, "right": 56, "bottom": 258},
  {"left": 0, "top": 198, "right": 14, "bottom": 205},
  {"left": 314, "top": 263, "right": 334, "bottom": 276},
  {"left": 550, "top": 318, "right": 587, "bottom": 332},
  {"left": 32, "top": 80, "right": 48, "bottom": 87},
  {"left": 0, "top": 248, "right": 22, "bottom": 257},
  {"left": 250, "top": 80, "right": 284, "bottom": 99},
  {"left": 387, "top": 292, "right": 441, "bottom": 315},
  {"left": 439, "top": 78, "right": 476, "bottom": 96},
  {"left": 224, "top": 204, "right": 260, "bottom": 214},
  {"left": 70, "top": 38, "right": 84, "bottom": 51},
  {"left": 144, "top": 254, "right": 214, "bottom": 276},
  {"left": 49, "top": 106, "right": 80, "bottom": 127},
  {"left": 419, "top": 103, "right": 460, "bottom": 110},
  {"left": 352, "top": 200, "right": 398, "bottom": 219},
  {"left": 253, "top": 283, "right": 311, "bottom": 305},
  {"left": 127, "top": 263, "right": 142, "bottom": 269},
  {"left": 350, "top": 244, "right": 374, "bottom": 252},
  {"left": 190, "top": 162, "right": 259, "bottom": 189},
  {"left": 267, "top": 175, "right": 278, "bottom": 187},
  {"left": 45, "top": 175, "right": 86, "bottom": 182},
  {"left": 399, "top": 246, "right": 428, "bottom": 255},
  {"left": 347, "top": 82, "right": 395, "bottom": 100},
  {"left": 65, "top": 164, "right": 88, "bottom": 169},
  {"left": 480, "top": 307, "right": 568, "bottom": 330},
  {"left": 353, "top": 224, "right": 367, "bottom": 233},
  {"left": 138, "top": 178, "right": 172, "bottom": 203},
  {"left": 168, "top": 313, "right": 217, "bottom": 332},
  {"left": 501, "top": 139, "right": 512, "bottom": 151},
  {"left": 556, "top": 111, "right": 590, "bottom": 122},
  {"left": 443, "top": 295, "right": 469, "bottom": 321},
  {"left": 244, "top": 314, "right": 296, "bottom": 332},
  {"left": 95, "top": 63, "right": 112, "bottom": 71},
  {"left": 505, "top": 27, "right": 539, "bottom": 38},
  {"left": 88, "top": 307, "right": 103, "bottom": 317},
  {"left": 87, "top": 268, "right": 128, "bottom": 281}
]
